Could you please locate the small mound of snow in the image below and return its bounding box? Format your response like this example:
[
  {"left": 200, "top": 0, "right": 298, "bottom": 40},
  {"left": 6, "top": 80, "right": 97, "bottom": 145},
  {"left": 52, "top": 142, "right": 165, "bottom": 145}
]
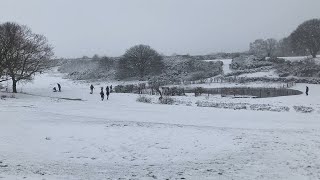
[
  {"left": 250, "top": 104, "right": 290, "bottom": 112},
  {"left": 293, "top": 106, "right": 314, "bottom": 113}
]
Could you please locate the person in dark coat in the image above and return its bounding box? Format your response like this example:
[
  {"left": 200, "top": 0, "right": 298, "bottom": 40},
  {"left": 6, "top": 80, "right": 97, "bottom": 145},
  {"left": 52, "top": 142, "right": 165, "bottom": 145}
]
[
  {"left": 90, "top": 84, "right": 94, "bottom": 94},
  {"left": 110, "top": 85, "right": 113, "bottom": 93},
  {"left": 106, "top": 86, "right": 110, "bottom": 100},
  {"left": 306, "top": 86, "right": 309, "bottom": 96},
  {"left": 53, "top": 87, "right": 57, "bottom": 92},
  {"left": 57, "top": 83, "right": 61, "bottom": 92},
  {"left": 100, "top": 87, "right": 105, "bottom": 101}
]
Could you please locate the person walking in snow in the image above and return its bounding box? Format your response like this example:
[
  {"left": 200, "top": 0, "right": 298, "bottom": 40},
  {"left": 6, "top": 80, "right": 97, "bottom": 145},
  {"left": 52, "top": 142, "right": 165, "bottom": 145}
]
[
  {"left": 53, "top": 87, "right": 57, "bottom": 92},
  {"left": 90, "top": 84, "right": 94, "bottom": 94},
  {"left": 306, "top": 86, "right": 309, "bottom": 96},
  {"left": 100, "top": 87, "right": 105, "bottom": 101},
  {"left": 57, "top": 83, "right": 61, "bottom": 92},
  {"left": 110, "top": 85, "right": 113, "bottom": 93},
  {"left": 106, "top": 86, "right": 110, "bottom": 100}
]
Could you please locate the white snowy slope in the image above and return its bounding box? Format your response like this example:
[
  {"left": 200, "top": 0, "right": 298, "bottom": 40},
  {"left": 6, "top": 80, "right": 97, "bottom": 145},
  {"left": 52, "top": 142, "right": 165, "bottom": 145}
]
[
  {"left": 279, "top": 55, "right": 320, "bottom": 62},
  {"left": 1, "top": 70, "right": 320, "bottom": 180}
]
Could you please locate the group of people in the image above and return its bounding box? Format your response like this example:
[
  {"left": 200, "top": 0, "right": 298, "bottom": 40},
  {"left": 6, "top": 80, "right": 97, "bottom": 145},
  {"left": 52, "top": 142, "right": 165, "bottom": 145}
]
[
  {"left": 53, "top": 83, "right": 61, "bottom": 92},
  {"left": 90, "top": 84, "right": 113, "bottom": 101},
  {"left": 52, "top": 83, "right": 113, "bottom": 101}
]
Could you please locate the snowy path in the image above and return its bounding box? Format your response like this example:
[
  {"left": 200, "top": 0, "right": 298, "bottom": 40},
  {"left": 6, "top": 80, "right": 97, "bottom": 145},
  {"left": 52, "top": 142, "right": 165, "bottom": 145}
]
[{"left": 1, "top": 70, "right": 320, "bottom": 179}]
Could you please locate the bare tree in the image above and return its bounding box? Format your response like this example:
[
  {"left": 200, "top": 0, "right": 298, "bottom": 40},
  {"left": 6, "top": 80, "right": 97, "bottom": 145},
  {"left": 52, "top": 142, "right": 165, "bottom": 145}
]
[
  {"left": 265, "top": 38, "right": 278, "bottom": 57},
  {"left": 249, "top": 39, "right": 278, "bottom": 57},
  {"left": 0, "top": 22, "right": 54, "bottom": 93},
  {"left": 148, "top": 77, "right": 165, "bottom": 99},
  {"left": 249, "top": 39, "right": 267, "bottom": 57},
  {"left": 117, "top": 44, "right": 164, "bottom": 79},
  {"left": 290, "top": 19, "right": 320, "bottom": 58}
]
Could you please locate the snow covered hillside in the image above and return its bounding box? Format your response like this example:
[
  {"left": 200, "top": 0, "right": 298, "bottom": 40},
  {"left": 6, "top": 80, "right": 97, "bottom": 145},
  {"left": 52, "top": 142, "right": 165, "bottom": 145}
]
[{"left": 1, "top": 70, "right": 320, "bottom": 179}]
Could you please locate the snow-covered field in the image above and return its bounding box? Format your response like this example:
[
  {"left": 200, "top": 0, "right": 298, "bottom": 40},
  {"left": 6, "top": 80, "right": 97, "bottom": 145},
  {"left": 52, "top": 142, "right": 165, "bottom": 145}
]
[
  {"left": 1, "top": 70, "right": 320, "bottom": 179},
  {"left": 238, "top": 70, "right": 279, "bottom": 78}
]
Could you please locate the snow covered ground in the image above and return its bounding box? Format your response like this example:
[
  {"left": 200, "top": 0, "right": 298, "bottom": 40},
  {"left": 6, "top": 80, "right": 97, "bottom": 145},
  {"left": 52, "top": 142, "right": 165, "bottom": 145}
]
[
  {"left": 1, "top": 70, "right": 320, "bottom": 179},
  {"left": 279, "top": 55, "right": 320, "bottom": 62},
  {"left": 238, "top": 70, "right": 279, "bottom": 78}
]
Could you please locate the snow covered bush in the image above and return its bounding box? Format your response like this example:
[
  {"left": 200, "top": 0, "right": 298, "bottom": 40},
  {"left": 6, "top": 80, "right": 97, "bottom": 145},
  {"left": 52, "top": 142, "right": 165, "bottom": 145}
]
[
  {"left": 250, "top": 104, "right": 290, "bottom": 112},
  {"left": 225, "top": 66, "right": 273, "bottom": 77},
  {"left": 173, "top": 99, "right": 192, "bottom": 106},
  {"left": 275, "top": 58, "right": 320, "bottom": 78},
  {"left": 220, "top": 75, "right": 320, "bottom": 85},
  {"left": 293, "top": 106, "right": 314, "bottom": 113},
  {"left": 136, "top": 95, "right": 152, "bottom": 103},
  {"left": 196, "top": 102, "right": 291, "bottom": 112},
  {"left": 159, "top": 96, "right": 175, "bottom": 105},
  {"left": 58, "top": 58, "right": 117, "bottom": 80},
  {"left": 196, "top": 101, "right": 247, "bottom": 110},
  {"left": 268, "top": 57, "right": 286, "bottom": 64},
  {"left": 1, "top": 94, "right": 7, "bottom": 100},
  {"left": 194, "top": 87, "right": 204, "bottom": 97},
  {"left": 162, "top": 86, "right": 185, "bottom": 96},
  {"left": 188, "top": 72, "right": 208, "bottom": 81},
  {"left": 163, "top": 59, "right": 223, "bottom": 82},
  {"left": 1, "top": 94, "right": 15, "bottom": 100},
  {"left": 114, "top": 84, "right": 137, "bottom": 93},
  {"left": 230, "top": 55, "right": 272, "bottom": 70}
]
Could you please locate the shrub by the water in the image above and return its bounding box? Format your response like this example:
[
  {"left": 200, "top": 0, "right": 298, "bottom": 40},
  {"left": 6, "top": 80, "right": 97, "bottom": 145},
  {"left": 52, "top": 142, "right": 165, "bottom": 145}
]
[
  {"left": 136, "top": 95, "right": 152, "bottom": 103},
  {"left": 293, "top": 106, "right": 314, "bottom": 113},
  {"left": 159, "top": 96, "right": 175, "bottom": 105}
]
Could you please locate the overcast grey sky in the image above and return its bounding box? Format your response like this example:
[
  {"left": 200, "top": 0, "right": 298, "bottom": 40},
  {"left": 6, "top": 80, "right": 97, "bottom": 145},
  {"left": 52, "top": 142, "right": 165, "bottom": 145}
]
[{"left": 1, "top": 0, "right": 319, "bottom": 58}]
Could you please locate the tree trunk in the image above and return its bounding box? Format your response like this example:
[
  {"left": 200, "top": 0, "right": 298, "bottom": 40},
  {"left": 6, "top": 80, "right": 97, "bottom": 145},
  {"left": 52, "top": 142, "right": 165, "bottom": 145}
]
[
  {"left": 155, "top": 87, "right": 162, "bottom": 99},
  {"left": 12, "top": 79, "right": 17, "bottom": 93},
  {"left": 311, "top": 49, "right": 318, "bottom": 58},
  {"left": 139, "top": 69, "right": 144, "bottom": 79}
]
